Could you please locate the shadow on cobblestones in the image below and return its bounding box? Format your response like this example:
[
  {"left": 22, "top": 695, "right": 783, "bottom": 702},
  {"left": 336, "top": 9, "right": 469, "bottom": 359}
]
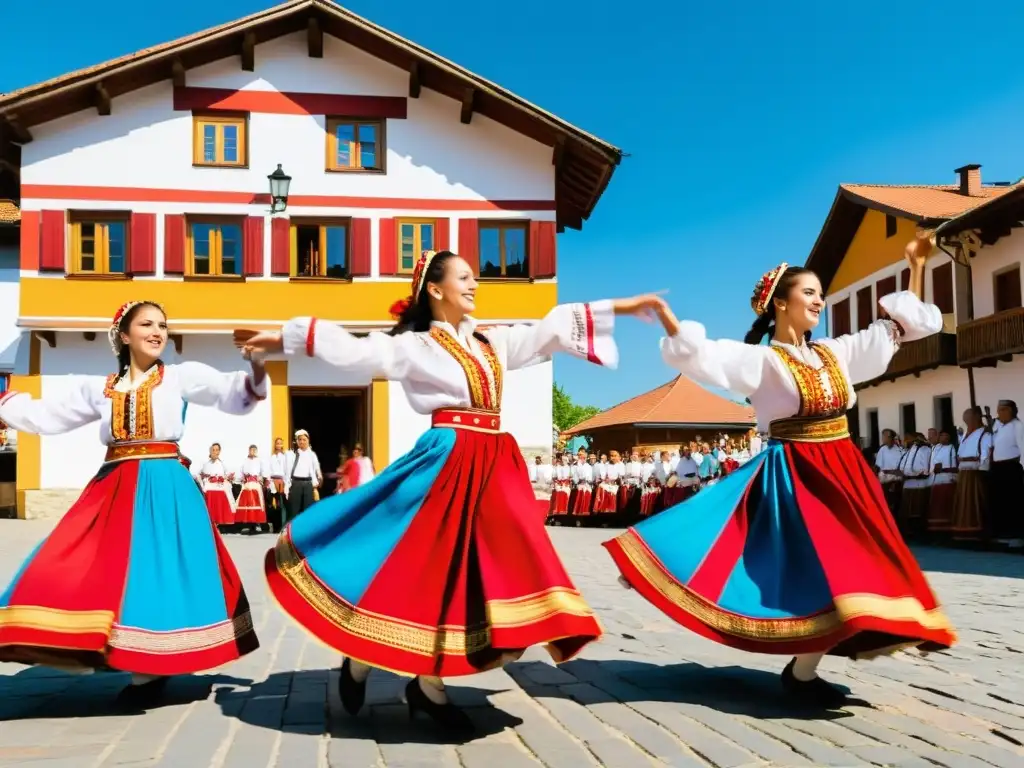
[{"left": 912, "top": 545, "right": 1024, "bottom": 579}]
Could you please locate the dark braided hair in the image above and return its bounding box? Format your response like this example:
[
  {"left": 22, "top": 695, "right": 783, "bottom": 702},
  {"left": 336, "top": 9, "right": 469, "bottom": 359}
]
[
  {"left": 744, "top": 266, "right": 817, "bottom": 345},
  {"left": 115, "top": 301, "right": 166, "bottom": 377}
]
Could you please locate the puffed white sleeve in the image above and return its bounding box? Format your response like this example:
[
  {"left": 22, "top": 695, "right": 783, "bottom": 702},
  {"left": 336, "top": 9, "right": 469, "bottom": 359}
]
[
  {"left": 659, "top": 321, "right": 766, "bottom": 398},
  {"left": 824, "top": 291, "right": 942, "bottom": 385},
  {"left": 282, "top": 317, "right": 410, "bottom": 380},
  {"left": 980, "top": 431, "right": 994, "bottom": 471},
  {"left": 176, "top": 362, "right": 268, "bottom": 416},
  {"left": 0, "top": 376, "right": 103, "bottom": 435},
  {"left": 485, "top": 301, "right": 617, "bottom": 372}
]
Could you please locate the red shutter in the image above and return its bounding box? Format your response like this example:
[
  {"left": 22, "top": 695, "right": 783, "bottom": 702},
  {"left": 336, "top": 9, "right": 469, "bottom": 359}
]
[
  {"left": 243, "top": 216, "right": 265, "bottom": 276},
  {"left": 900, "top": 268, "right": 910, "bottom": 291},
  {"left": 351, "top": 218, "right": 371, "bottom": 276},
  {"left": 163, "top": 214, "right": 186, "bottom": 275},
  {"left": 458, "top": 218, "right": 479, "bottom": 273},
  {"left": 435, "top": 218, "right": 450, "bottom": 252},
  {"left": 20, "top": 210, "right": 40, "bottom": 271},
  {"left": 831, "top": 298, "right": 851, "bottom": 336},
  {"left": 529, "top": 220, "right": 557, "bottom": 278},
  {"left": 378, "top": 218, "right": 396, "bottom": 275},
  {"left": 270, "top": 217, "right": 290, "bottom": 276},
  {"left": 128, "top": 213, "right": 156, "bottom": 275},
  {"left": 39, "top": 210, "right": 66, "bottom": 272}
]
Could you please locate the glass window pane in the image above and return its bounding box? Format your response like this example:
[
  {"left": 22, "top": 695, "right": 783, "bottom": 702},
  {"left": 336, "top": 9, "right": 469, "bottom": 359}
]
[
  {"left": 222, "top": 125, "right": 238, "bottom": 163},
  {"left": 191, "top": 223, "right": 213, "bottom": 259},
  {"left": 400, "top": 223, "right": 415, "bottom": 270},
  {"left": 194, "top": 257, "right": 210, "bottom": 275},
  {"left": 221, "top": 224, "right": 242, "bottom": 274},
  {"left": 325, "top": 226, "right": 348, "bottom": 278},
  {"left": 81, "top": 222, "right": 95, "bottom": 239},
  {"left": 359, "top": 124, "right": 378, "bottom": 169},
  {"left": 479, "top": 227, "right": 501, "bottom": 276},
  {"left": 108, "top": 254, "right": 125, "bottom": 274},
  {"left": 107, "top": 222, "right": 125, "bottom": 258},
  {"left": 418, "top": 224, "right": 434, "bottom": 252},
  {"left": 81, "top": 255, "right": 95, "bottom": 272},
  {"left": 335, "top": 123, "right": 354, "bottom": 167},
  {"left": 503, "top": 227, "right": 527, "bottom": 277},
  {"left": 400, "top": 242, "right": 415, "bottom": 271},
  {"left": 202, "top": 124, "right": 216, "bottom": 163}
]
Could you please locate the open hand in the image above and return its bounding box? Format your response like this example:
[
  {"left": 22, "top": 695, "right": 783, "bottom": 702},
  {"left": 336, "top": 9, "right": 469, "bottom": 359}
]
[{"left": 233, "top": 329, "right": 284, "bottom": 354}]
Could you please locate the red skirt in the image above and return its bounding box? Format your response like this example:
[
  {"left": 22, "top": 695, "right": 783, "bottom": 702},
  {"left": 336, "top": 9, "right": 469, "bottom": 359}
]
[
  {"left": 236, "top": 480, "right": 267, "bottom": 524},
  {"left": 592, "top": 484, "right": 618, "bottom": 513},
  {"left": 550, "top": 483, "right": 571, "bottom": 515},
  {"left": 639, "top": 487, "right": 661, "bottom": 517},
  {"left": 618, "top": 484, "right": 638, "bottom": 508},
  {"left": 266, "top": 417, "right": 601, "bottom": 677},
  {"left": 571, "top": 485, "right": 593, "bottom": 515},
  {"left": 205, "top": 487, "right": 234, "bottom": 525}
]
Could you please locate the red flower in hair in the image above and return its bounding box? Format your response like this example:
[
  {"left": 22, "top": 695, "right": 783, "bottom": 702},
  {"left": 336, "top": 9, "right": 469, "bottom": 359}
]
[{"left": 389, "top": 297, "right": 412, "bottom": 320}]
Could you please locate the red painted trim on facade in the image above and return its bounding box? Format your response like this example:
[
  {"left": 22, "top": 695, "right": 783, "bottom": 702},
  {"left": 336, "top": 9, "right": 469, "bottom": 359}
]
[
  {"left": 306, "top": 319, "right": 317, "bottom": 358},
  {"left": 20, "top": 210, "right": 40, "bottom": 271},
  {"left": 174, "top": 86, "right": 408, "bottom": 119},
  {"left": 21, "top": 185, "right": 556, "bottom": 212}
]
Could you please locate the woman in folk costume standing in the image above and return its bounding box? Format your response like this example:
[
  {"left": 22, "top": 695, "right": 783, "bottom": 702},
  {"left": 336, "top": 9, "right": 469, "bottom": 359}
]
[
  {"left": 548, "top": 453, "right": 573, "bottom": 520},
  {"left": 0, "top": 301, "right": 265, "bottom": 706},
  {"left": 199, "top": 442, "right": 235, "bottom": 529},
  {"left": 569, "top": 447, "right": 594, "bottom": 518},
  {"left": 926, "top": 429, "right": 957, "bottom": 538},
  {"left": 238, "top": 250, "right": 662, "bottom": 733},
  {"left": 605, "top": 233, "right": 956, "bottom": 709},
  {"left": 236, "top": 444, "right": 269, "bottom": 532},
  {"left": 951, "top": 407, "right": 992, "bottom": 541},
  {"left": 337, "top": 442, "right": 375, "bottom": 493}
]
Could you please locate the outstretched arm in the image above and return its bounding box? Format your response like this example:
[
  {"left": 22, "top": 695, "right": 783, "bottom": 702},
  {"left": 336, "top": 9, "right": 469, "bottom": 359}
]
[
  {"left": 177, "top": 361, "right": 268, "bottom": 415},
  {"left": 0, "top": 377, "right": 102, "bottom": 435}
]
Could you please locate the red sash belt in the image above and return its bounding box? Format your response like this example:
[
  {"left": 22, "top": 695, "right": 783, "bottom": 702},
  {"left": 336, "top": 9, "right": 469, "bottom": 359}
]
[
  {"left": 432, "top": 408, "right": 501, "bottom": 434},
  {"left": 243, "top": 474, "right": 260, "bottom": 483},
  {"left": 104, "top": 440, "right": 181, "bottom": 464},
  {"left": 207, "top": 476, "right": 227, "bottom": 484}
]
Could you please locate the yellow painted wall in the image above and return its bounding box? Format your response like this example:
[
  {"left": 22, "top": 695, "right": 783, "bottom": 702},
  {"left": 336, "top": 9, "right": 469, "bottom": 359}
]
[
  {"left": 828, "top": 210, "right": 918, "bottom": 294},
  {"left": 371, "top": 379, "right": 389, "bottom": 471},
  {"left": 265, "top": 360, "right": 290, "bottom": 448},
  {"left": 12, "top": 334, "right": 41, "bottom": 519},
  {"left": 20, "top": 279, "right": 558, "bottom": 324}
]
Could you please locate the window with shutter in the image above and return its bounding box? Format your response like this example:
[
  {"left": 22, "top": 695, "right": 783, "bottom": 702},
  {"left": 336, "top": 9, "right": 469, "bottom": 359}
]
[
  {"left": 875, "top": 275, "right": 896, "bottom": 319},
  {"left": 69, "top": 214, "right": 129, "bottom": 275},
  {"left": 479, "top": 221, "right": 528, "bottom": 277},
  {"left": 288, "top": 219, "right": 350, "bottom": 279},
  {"left": 856, "top": 286, "right": 873, "bottom": 330},
  {"left": 994, "top": 266, "right": 1023, "bottom": 312},
  {"left": 931, "top": 262, "right": 954, "bottom": 314},
  {"left": 831, "top": 297, "right": 851, "bottom": 337}
]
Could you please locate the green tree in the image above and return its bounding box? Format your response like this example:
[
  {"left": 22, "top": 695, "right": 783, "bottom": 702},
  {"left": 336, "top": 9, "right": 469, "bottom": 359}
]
[{"left": 552, "top": 383, "right": 601, "bottom": 433}]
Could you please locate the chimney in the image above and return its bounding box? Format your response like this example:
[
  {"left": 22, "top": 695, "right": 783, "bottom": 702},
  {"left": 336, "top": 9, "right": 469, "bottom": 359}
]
[{"left": 955, "top": 164, "right": 982, "bottom": 196}]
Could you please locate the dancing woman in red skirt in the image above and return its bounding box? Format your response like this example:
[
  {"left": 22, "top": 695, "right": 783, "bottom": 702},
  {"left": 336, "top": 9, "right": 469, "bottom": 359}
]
[
  {"left": 605, "top": 233, "right": 957, "bottom": 708},
  {"left": 237, "top": 250, "right": 663, "bottom": 733}
]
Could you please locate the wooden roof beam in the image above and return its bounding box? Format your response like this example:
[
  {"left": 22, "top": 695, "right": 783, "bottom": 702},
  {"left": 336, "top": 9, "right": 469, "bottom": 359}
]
[
  {"left": 552, "top": 136, "right": 565, "bottom": 169},
  {"left": 95, "top": 82, "right": 111, "bottom": 116},
  {"left": 241, "top": 30, "right": 256, "bottom": 72},
  {"left": 408, "top": 61, "right": 421, "bottom": 98},
  {"left": 171, "top": 58, "right": 186, "bottom": 88},
  {"left": 460, "top": 87, "right": 475, "bottom": 125},
  {"left": 307, "top": 17, "right": 323, "bottom": 58},
  {"left": 1, "top": 115, "right": 32, "bottom": 145}
]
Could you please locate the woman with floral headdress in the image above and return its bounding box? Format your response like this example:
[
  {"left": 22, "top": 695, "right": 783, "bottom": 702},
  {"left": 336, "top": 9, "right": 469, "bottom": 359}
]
[
  {"left": 0, "top": 301, "right": 266, "bottom": 707},
  {"left": 604, "top": 233, "right": 957, "bottom": 709},
  {"left": 236, "top": 249, "right": 664, "bottom": 734}
]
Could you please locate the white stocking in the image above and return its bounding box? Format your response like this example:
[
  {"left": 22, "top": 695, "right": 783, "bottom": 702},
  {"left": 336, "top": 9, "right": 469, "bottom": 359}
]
[
  {"left": 347, "top": 659, "right": 370, "bottom": 683},
  {"left": 130, "top": 673, "right": 160, "bottom": 686},
  {"left": 791, "top": 653, "right": 825, "bottom": 682},
  {"left": 418, "top": 675, "right": 448, "bottom": 705}
]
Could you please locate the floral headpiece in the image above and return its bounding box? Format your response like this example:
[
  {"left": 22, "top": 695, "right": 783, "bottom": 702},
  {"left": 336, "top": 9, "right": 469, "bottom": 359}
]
[
  {"left": 388, "top": 250, "right": 439, "bottom": 319},
  {"left": 108, "top": 300, "right": 165, "bottom": 356},
  {"left": 751, "top": 262, "right": 789, "bottom": 316}
]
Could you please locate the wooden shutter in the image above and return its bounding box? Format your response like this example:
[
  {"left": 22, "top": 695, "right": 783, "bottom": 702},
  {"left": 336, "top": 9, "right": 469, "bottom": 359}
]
[
  {"left": 435, "top": 218, "right": 450, "bottom": 252},
  {"left": 875, "top": 275, "right": 896, "bottom": 319},
  {"left": 831, "top": 297, "right": 851, "bottom": 336},
  {"left": 20, "top": 210, "right": 40, "bottom": 271},
  {"left": 243, "top": 216, "right": 264, "bottom": 276},
  {"left": 378, "top": 218, "right": 396, "bottom": 275},
  {"left": 931, "top": 262, "right": 954, "bottom": 314},
  {"left": 128, "top": 213, "right": 156, "bottom": 275},
  {"left": 529, "top": 220, "right": 557, "bottom": 278},
  {"left": 350, "top": 218, "right": 371, "bottom": 276},
  {"left": 995, "top": 267, "right": 1023, "bottom": 312},
  {"left": 458, "top": 219, "right": 479, "bottom": 273},
  {"left": 39, "top": 210, "right": 66, "bottom": 272},
  {"left": 163, "top": 214, "right": 186, "bottom": 274},
  {"left": 270, "top": 218, "right": 290, "bottom": 276},
  {"left": 856, "top": 286, "right": 873, "bottom": 330},
  {"left": 900, "top": 268, "right": 910, "bottom": 291}
]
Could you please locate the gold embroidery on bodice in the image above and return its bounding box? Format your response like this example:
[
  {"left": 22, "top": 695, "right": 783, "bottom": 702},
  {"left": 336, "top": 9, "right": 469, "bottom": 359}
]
[
  {"left": 428, "top": 328, "right": 503, "bottom": 412},
  {"left": 770, "top": 344, "right": 850, "bottom": 417},
  {"left": 103, "top": 364, "right": 164, "bottom": 442}
]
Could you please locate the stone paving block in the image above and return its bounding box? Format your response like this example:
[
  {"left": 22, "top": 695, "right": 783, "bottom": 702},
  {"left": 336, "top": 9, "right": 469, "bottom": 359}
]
[
  {"left": 153, "top": 703, "right": 233, "bottom": 767},
  {"left": 740, "top": 717, "right": 862, "bottom": 766},
  {"left": 490, "top": 692, "right": 601, "bottom": 768},
  {"left": 669, "top": 703, "right": 812, "bottom": 765},
  {"left": 275, "top": 724, "right": 324, "bottom": 767},
  {"left": 626, "top": 705, "right": 757, "bottom": 768},
  {"left": 456, "top": 742, "right": 542, "bottom": 767},
  {"left": 221, "top": 724, "right": 278, "bottom": 768},
  {"left": 844, "top": 743, "right": 937, "bottom": 767},
  {"left": 377, "top": 741, "right": 461, "bottom": 767}
]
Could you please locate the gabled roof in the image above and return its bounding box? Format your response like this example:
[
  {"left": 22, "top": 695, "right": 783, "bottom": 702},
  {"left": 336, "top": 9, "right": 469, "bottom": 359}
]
[
  {"left": 805, "top": 181, "right": 1016, "bottom": 291},
  {"left": 564, "top": 376, "right": 756, "bottom": 435},
  {"left": 0, "top": 0, "right": 621, "bottom": 231},
  {"left": 0, "top": 200, "right": 19, "bottom": 224}
]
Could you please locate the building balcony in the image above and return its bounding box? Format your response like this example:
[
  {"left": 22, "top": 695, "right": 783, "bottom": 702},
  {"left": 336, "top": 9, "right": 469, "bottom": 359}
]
[
  {"left": 854, "top": 333, "right": 958, "bottom": 390},
  {"left": 957, "top": 308, "right": 1024, "bottom": 367}
]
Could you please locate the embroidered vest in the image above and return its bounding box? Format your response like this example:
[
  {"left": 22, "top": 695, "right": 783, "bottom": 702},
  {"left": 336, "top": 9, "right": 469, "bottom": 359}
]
[
  {"left": 429, "top": 327, "right": 503, "bottom": 413},
  {"left": 103, "top": 364, "right": 164, "bottom": 442},
  {"left": 770, "top": 343, "right": 851, "bottom": 418}
]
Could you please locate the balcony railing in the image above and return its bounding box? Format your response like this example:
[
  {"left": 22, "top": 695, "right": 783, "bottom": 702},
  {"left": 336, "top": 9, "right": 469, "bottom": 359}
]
[
  {"left": 957, "top": 308, "right": 1024, "bottom": 367},
  {"left": 854, "top": 333, "right": 958, "bottom": 390}
]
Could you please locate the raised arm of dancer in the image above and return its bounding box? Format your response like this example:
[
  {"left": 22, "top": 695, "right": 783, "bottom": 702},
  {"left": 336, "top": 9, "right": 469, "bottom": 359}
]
[
  {"left": 0, "top": 376, "right": 102, "bottom": 434},
  {"left": 176, "top": 357, "right": 268, "bottom": 415},
  {"left": 282, "top": 320, "right": 410, "bottom": 380}
]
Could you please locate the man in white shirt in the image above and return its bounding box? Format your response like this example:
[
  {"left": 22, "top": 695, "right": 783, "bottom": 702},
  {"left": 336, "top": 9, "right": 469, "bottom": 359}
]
[
  {"left": 535, "top": 456, "right": 554, "bottom": 491},
  {"left": 749, "top": 431, "right": 763, "bottom": 457},
  {"left": 990, "top": 400, "right": 1024, "bottom": 546},
  {"left": 286, "top": 429, "right": 322, "bottom": 523},
  {"left": 263, "top": 436, "right": 289, "bottom": 533},
  {"left": 897, "top": 432, "right": 931, "bottom": 539},
  {"left": 528, "top": 456, "right": 539, "bottom": 484},
  {"left": 675, "top": 448, "right": 700, "bottom": 495},
  {"left": 652, "top": 451, "right": 670, "bottom": 485},
  {"left": 953, "top": 406, "right": 992, "bottom": 542},
  {"left": 874, "top": 429, "right": 904, "bottom": 514}
]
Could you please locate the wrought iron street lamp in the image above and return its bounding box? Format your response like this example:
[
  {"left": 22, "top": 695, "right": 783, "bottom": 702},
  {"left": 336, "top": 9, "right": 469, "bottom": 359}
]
[{"left": 268, "top": 164, "right": 292, "bottom": 213}]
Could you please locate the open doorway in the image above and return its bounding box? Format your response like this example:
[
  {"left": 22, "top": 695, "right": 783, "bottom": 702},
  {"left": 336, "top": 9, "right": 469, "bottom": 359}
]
[
  {"left": 934, "top": 394, "right": 955, "bottom": 436},
  {"left": 289, "top": 388, "right": 368, "bottom": 496}
]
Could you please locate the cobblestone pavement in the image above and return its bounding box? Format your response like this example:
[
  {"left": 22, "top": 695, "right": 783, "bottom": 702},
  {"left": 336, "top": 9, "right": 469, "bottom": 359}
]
[{"left": 2, "top": 519, "right": 1024, "bottom": 767}]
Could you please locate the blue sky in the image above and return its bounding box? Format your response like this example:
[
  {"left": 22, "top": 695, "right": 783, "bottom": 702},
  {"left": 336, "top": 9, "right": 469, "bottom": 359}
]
[{"left": 5, "top": 1, "right": 1024, "bottom": 408}]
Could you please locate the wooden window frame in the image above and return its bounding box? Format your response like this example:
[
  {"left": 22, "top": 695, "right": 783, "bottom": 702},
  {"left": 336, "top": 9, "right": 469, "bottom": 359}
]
[
  {"left": 325, "top": 117, "right": 386, "bottom": 174},
  {"left": 885, "top": 214, "right": 898, "bottom": 238},
  {"left": 855, "top": 285, "right": 874, "bottom": 331},
  {"left": 192, "top": 113, "right": 248, "bottom": 168},
  {"left": 993, "top": 263, "right": 1023, "bottom": 313},
  {"left": 186, "top": 216, "right": 246, "bottom": 279},
  {"left": 831, "top": 296, "right": 851, "bottom": 337},
  {"left": 68, "top": 211, "right": 131, "bottom": 278},
  {"left": 395, "top": 218, "right": 436, "bottom": 275},
  {"left": 289, "top": 217, "right": 352, "bottom": 281},
  {"left": 478, "top": 220, "right": 530, "bottom": 279}
]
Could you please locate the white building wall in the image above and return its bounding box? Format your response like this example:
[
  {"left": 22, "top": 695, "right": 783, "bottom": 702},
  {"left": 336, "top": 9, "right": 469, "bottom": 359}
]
[
  {"left": 972, "top": 358, "right": 1024, "bottom": 413},
  {"left": 969, "top": 232, "right": 1024, "bottom": 319},
  {"left": 855, "top": 366, "right": 971, "bottom": 440},
  {"left": 0, "top": 244, "right": 22, "bottom": 371}
]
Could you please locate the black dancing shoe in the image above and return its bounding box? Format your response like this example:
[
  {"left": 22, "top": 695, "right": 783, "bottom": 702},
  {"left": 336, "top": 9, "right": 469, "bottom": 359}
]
[
  {"left": 114, "top": 676, "right": 170, "bottom": 709},
  {"left": 338, "top": 657, "right": 367, "bottom": 716},
  {"left": 781, "top": 658, "right": 848, "bottom": 709},
  {"left": 405, "top": 678, "right": 474, "bottom": 736}
]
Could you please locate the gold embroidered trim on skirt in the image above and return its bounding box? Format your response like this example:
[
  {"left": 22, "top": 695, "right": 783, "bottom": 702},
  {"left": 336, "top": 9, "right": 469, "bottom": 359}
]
[
  {"left": 616, "top": 530, "right": 951, "bottom": 640},
  {"left": 0, "top": 605, "right": 115, "bottom": 635},
  {"left": 107, "top": 613, "right": 254, "bottom": 654},
  {"left": 768, "top": 415, "right": 850, "bottom": 443},
  {"left": 104, "top": 440, "right": 181, "bottom": 464},
  {"left": 431, "top": 408, "right": 502, "bottom": 434},
  {"left": 276, "top": 533, "right": 592, "bottom": 657}
]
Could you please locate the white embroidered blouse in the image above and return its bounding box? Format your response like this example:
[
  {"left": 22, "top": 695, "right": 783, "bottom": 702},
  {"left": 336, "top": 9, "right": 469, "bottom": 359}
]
[
  {"left": 661, "top": 292, "right": 942, "bottom": 430},
  {"left": 0, "top": 363, "right": 267, "bottom": 445},
  {"left": 282, "top": 302, "right": 617, "bottom": 414}
]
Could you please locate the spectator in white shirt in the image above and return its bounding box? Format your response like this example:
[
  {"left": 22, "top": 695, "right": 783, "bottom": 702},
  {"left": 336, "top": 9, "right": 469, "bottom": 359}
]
[
  {"left": 990, "top": 400, "right": 1024, "bottom": 546},
  {"left": 874, "top": 429, "right": 904, "bottom": 513},
  {"left": 952, "top": 407, "right": 992, "bottom": 542},
  {"left": 286, "top": 429, "right": 322, "bottom": 523}
]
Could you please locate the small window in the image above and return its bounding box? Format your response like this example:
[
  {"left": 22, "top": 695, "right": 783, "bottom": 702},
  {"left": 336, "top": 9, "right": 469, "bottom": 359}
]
[
  {"left": 831, "top": 297, "right": 851, "bottom": 336},
  {"left": 994, "top": 266, "right": 1022, "bottom": 312},
  {"left": 192, "top": 115, "right": 247, "bottom": 167},
  {"left": 856, "top": 286, "right": 873, "bottom": 330},
  {"left": 70, "top": 217, "right": 128, "bottom": 275},
  {"left": 479, "top": 222, "right": 529, "bottom": 278},
  {"left": 901, "top": 403, "right": 917, "bottom": 436},
  {"left": 885, "top": 214, "right": 898, "bottom": 238},
  {"left": 931, "top": 262, "right": 955, "bottom": 315},
  {"left": 188, "top": 220, "right": 243, "bottom": 277},
  {"left": 291, "top": 221, "right": 349, "bottom": 279},
  {"left": 397, "top": 219, "right": 434, "bottom": 274},
  {"left": 326, "top": 118, "right": 384, "bottom": 172}
]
